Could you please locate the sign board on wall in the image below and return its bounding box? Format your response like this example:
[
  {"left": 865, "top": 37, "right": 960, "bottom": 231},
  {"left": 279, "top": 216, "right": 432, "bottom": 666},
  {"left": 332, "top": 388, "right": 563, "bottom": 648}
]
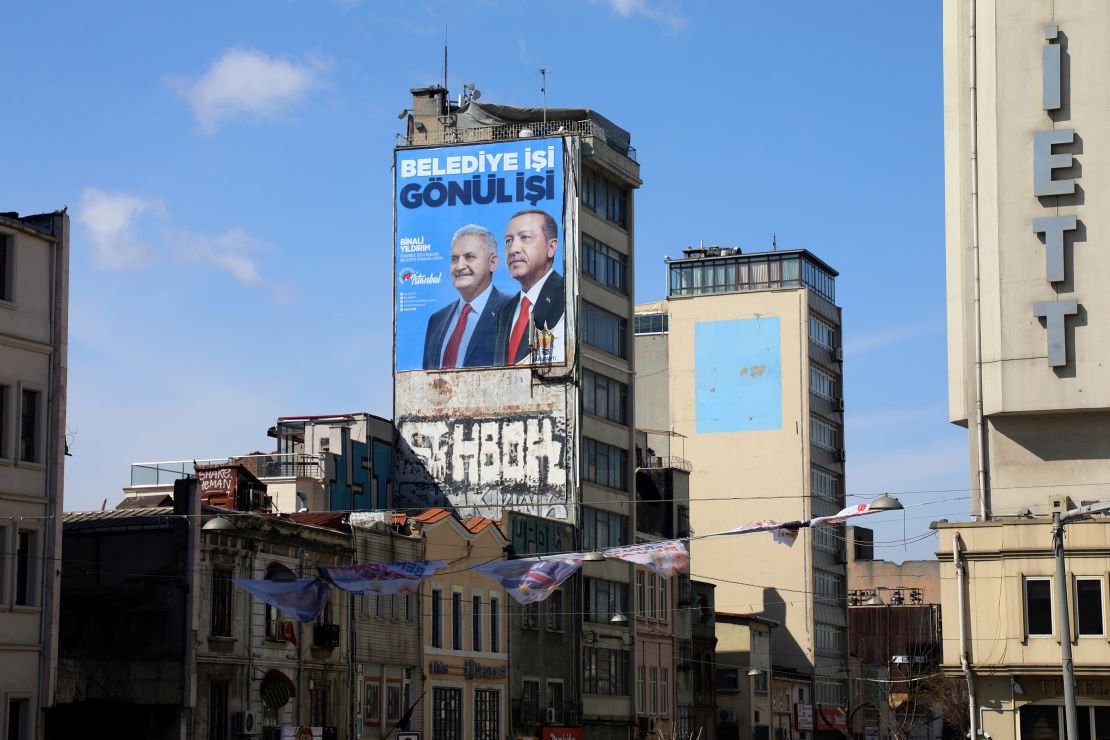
[
  {"left": 542, "top": 728, "right": 583, "bottom": 740},
  {"left": 395, "top": 138, "right": 567, "bottom": 371},
  {"left": 794, "top": 703, "right": 813, "bottom": 732}
]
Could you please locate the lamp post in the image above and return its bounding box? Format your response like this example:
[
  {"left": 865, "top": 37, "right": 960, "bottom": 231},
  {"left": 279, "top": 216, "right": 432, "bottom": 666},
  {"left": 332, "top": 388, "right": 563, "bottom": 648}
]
[{"left": 1052, "top": 499, "right": 1110, "bottom": 740}]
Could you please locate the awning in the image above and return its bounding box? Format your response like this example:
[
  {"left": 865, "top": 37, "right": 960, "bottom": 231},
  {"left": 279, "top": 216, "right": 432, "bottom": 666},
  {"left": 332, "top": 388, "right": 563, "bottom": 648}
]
[{"left": 261, "top": 669, "right": 295, "bottom": 708}]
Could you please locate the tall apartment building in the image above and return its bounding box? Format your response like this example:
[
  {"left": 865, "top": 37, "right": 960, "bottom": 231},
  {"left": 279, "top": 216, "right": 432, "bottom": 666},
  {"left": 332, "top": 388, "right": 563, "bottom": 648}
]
[
  {"left": 393, "top": 86, "right": 641, "bottom": 740},
  {"left": 939, "top": 2, "right": 1110, "bottom": 738},
  {"left": 0, "top": 210, "right": 69, "bottom": 740},
  {"left": 635, "top": 246, "right": 849, "bottom": 740}
]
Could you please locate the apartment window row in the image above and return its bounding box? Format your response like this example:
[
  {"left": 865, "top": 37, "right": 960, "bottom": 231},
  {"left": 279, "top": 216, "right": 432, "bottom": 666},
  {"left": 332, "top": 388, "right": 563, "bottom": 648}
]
[
  {"left": 637, "top": 665, "right": 671, "bottom": 716},
  {"left": 521, "top": 589, "right": 564, "bottom": 633},
  {"left": 0, "top": 233, "right": 12, "bottom": 302},
  {"left": 803, "top": 259, "right": 837, "bottom": 302},
  {"left": 809, "top": 364, "right": 838, "bottom": 402},
  {"left": 637, "top": 570, "right": 669, "bottom": 621},
  {"left": 582, "top": 368, "right": 629, "bottom": 425},
  {"left": 634, "top": 312, "right": 668, "bottom": 335},
  {"left": 2, "top": 526, "right": 39, "bottom": 607},
  {"left": 816, "top": 679, "right": 846, "bottom": 707},
  {"left": 811, "top": 466, "right": 842, "bottom": 504},
  {"left": 521, "top": 678, "right": 566, "bottom": 724},
  {"left": 809, "top": 314, "right": 837, "bottom": 351},
  {"left": 583, "top": 234, "right": 628, "bottom": 294},
  {"left": 364, "top": 669, "right": 413, "bottom": 729},
  {"left": 0, "top": 384, "right": 43, "bottom": 464},
  {"left": 583, "top": 646, "right": 630, "bottom": 695},
  {"left": 582, "top": 437, "right": 629, "bottom": 491},
  {"left": 583, "top": 302, "right": 628, "bottom": 359},
  {"left": 815, "top": 622, "right": 845, "bottom": 657},
  {"left": 668, "top": 253, "right": 804, "bottom": 297},
  {"left": 812, "top": 523, "right": 842, "bottom": 554},
  {"left": 810, "top": 416, "right": 841, "bottom": 452},
  {"left": 429, "top": 587, "right": 502, "bottom": 652},
  {"left": 363, "top": 593, "right": 416, "bottom": 623},
  {"left": 1026, "top": 575, "right": 1106, "bottom": 638},
  {"left": 814, "top": 569, "right": 844, "bottom": 604},
  {"left": 585, "top": 577, "right": 629, "bottom": 624},
  {"left": 582, "top": 507, "right": 629, "bottom": 550},
  {"left": 582, "top": 169, "right": 629, "bottom": 229}
]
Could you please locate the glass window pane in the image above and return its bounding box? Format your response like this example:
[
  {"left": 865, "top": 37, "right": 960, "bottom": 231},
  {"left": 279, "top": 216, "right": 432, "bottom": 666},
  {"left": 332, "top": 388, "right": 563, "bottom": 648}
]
[
  {"left": 1077, "top": 579, "right": 1104, "bottom": 636},
  {"left": 1027, "top": 579, "right": 1053, "bottom": 636}
]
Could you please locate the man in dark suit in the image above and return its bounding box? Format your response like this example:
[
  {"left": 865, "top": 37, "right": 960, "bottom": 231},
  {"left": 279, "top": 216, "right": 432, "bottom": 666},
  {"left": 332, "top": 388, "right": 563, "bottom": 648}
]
[
  {"left": 495, "top": 209, "right": 565, "bottom": 366},
  {"left": 422, "top": 225, "right": 508, "bottom": 369}
]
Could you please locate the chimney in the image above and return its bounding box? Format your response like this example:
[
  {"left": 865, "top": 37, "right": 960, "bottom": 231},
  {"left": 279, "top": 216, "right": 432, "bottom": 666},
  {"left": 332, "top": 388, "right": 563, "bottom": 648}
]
[{"left": 173, "top": 477, "right": 196, "bottom": 516}]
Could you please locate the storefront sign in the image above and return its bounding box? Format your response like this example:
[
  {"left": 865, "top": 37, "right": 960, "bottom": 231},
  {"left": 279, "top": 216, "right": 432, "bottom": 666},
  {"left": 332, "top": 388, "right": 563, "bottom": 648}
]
[
  {"left": 794, "top": 703, "right": 813, "bottom": 731},
  {"left": 542, "top": 728, "right": 582, "bottom": 740},
  {"left": 464, "top": 659, "right": 507, "bottom": 679},
  {"left": 428, "top": 660, "right": 449, "bottom": 675},
  {"left": 815, "top": 706, "right": 847, "bottom": 732}
]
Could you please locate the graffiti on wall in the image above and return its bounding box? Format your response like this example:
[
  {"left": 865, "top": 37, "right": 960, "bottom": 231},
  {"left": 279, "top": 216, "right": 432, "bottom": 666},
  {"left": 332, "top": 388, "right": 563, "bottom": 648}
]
[{"left": 395, "top": 413, "right": 569, "bottom": 519}]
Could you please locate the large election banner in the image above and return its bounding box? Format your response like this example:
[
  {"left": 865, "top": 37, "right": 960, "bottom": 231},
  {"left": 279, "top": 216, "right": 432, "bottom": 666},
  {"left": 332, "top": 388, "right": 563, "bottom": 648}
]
[{"left": 395, "top": 138, "right": 566, "bottom": 372}]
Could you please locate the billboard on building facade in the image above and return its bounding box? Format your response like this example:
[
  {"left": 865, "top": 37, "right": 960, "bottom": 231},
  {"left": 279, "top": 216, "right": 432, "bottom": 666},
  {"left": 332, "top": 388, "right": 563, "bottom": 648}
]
[{"left": 394, "top": 138, "right": 566, "bottom": 372}]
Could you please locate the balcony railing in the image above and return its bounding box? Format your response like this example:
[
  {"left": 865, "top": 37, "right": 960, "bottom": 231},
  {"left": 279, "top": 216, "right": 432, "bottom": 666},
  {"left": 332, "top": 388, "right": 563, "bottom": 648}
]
[
  {"left": 398, "top": 118, "right": 637, "bottom": 162},
  {"left": 640, "top": 455, "right": 692, "bottom": 473},
  {"left": 130, "top": 453, "right": 324, "bottom": 486}
]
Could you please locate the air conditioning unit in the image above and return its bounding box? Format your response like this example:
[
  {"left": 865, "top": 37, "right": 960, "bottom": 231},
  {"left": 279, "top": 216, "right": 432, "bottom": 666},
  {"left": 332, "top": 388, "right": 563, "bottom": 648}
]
[
  {"left": 834, "top": 347, "right": 844, "bottom": 362},
  {"left": 719, "top": 708, "right": 738, "bottom": 723},
  {"left": 545, "top": 707, "right": 558, "bottom": 724},
  {"left": 231, "top": 711, "right": 256, "bottom": 735},
  {"left": 836, "top": 449, "right": 847, "bottom": 462},
  {"left": 835, "top": 398, "right": 846, "bottom": 412}
]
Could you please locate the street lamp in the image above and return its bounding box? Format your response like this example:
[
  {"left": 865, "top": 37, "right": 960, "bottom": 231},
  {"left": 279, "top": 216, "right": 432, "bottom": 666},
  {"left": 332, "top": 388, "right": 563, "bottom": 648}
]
[{"left": 869, "top": 494, "right": 904, "bottom": 511}]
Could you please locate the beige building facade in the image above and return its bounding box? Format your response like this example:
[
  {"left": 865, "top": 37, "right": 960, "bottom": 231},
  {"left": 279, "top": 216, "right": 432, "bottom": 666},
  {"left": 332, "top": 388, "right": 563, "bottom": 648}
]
[
  {"left": 942, "top": 2, "right": 1110, "bottom": 739},
  {"left": 0, "top": 211, "right": 68, "bottom": 740},
  {"left": 635, "top": 247, "right": 849, "bottom": 735}
]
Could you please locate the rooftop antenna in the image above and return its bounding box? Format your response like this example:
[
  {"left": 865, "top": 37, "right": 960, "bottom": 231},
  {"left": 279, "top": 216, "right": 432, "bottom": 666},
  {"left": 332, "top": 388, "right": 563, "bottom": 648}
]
[
  {"left": 442, "top": 25, "right": 448, "bottom": 97},
  {"left": 539, "top": 68, "right": 547, "bottom": 125},
  {"left": 772, "top": 233, "right": 777, "bottom": 251}
]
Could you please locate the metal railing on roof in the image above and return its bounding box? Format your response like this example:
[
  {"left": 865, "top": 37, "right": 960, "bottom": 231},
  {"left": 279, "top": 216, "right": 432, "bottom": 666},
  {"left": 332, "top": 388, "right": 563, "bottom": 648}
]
[
  {"left": 397, "top": 118, "right": 637, "bottom": 162},
  {"left": 130, "top": 453, "right": 324, "bottom": 486}
]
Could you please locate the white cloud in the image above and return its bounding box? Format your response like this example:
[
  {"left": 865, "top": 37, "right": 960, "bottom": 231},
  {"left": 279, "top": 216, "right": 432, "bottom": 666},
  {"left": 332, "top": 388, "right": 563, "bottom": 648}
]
[
  {"left": 77, "top": 188, "right": 166, "bottom": 270},
  {"left": 593, "top": 0, "right": 687, "bottom": 32},
  {"left": 172, "top": 47, "right": 325, "bottom": 135},
  {"left": 171, "top": 226, "right": 265, "bottom": 286}
]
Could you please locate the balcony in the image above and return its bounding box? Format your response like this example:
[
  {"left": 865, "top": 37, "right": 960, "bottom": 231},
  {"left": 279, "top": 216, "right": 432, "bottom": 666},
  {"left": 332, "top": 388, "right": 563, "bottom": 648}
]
[
  {"left": 398, "top": 118, "right": 637, "bottom": 162},
  {"left": 130, "top": 453, "right": 324, "bottom": 487},
  {"left": 640, "top": 455, "right": 692, "bottom": 473}
]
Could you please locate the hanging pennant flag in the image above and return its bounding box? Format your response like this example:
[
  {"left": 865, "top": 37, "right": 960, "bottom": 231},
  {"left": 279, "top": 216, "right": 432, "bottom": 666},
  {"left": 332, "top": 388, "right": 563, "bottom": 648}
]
[
  {"left": 601, "top": 540, "right": 690, "bottom": 578},
  {"left": 474, "top": 555, "right": 584, "bottom": 604},
  {"left": 319, "top": 560, "right": 448, "bottom": 595},
  {"left": 234, "top": 578, "right": 330, "bottom": 623},
  {"left": 810, "top": 503, "right": 874, "bottom": 525}
]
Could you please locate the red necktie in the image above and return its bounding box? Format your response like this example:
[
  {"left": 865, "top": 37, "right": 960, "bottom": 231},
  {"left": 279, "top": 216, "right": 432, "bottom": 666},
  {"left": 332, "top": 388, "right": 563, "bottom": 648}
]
[
  {"left": 441, "top": 303, "right": 473, "bottom": 368},
  {"left": 506, "top": 296, "right": 532, "bottom": 364}
]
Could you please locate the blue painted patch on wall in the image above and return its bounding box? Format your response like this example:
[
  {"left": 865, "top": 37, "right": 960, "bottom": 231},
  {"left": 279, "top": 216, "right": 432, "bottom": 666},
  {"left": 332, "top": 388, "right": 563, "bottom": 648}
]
[{"left": 694, "top": 317, "right": 782, "bottom": 433}]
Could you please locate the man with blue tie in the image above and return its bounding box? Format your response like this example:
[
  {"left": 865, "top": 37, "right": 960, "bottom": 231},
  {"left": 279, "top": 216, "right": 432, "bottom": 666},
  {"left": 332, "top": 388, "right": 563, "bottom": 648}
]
[{"left": 422, "top": 225, "right": 509, "bottom": 369}]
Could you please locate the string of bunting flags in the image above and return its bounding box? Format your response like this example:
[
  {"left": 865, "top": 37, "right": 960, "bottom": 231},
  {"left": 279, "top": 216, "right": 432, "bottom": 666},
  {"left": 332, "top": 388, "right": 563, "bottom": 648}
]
[{"left": 233, "top": 502, "right": 883, "bottom": 622}]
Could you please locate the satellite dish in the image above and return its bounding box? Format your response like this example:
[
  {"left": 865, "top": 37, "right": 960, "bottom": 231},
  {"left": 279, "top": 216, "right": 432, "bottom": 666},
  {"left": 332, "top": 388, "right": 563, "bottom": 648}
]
[{"left": 472, "top": 89, "right": 481, "bottom": 100}]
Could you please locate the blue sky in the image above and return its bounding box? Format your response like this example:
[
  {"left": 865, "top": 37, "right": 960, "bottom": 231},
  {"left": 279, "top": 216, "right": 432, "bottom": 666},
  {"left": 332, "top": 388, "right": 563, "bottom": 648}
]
[{"left": 2, "top": 1, "right": 965, "bottom": 562}]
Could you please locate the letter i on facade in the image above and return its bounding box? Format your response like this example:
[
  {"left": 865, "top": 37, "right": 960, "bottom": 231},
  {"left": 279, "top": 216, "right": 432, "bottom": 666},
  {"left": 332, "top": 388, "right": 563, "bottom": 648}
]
[{"left": 1044, "top": 25, "right": 1061, "bottom": 111}]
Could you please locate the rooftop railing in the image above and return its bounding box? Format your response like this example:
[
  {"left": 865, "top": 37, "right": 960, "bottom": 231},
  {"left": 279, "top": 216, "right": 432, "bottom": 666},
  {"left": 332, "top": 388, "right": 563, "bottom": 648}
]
[
  {"left": 130, "top": 453, "right": 324, "bottom": 487},
  {"left": 397, "top": 118, "right": 637, "bottom": 162},
  {"left": 640, "top": 455, "right": 693, "bottom": 473}
]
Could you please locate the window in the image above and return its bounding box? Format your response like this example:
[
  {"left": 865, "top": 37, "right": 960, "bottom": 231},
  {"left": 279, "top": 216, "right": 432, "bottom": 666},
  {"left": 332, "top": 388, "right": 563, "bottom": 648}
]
[
  {"left": 19, "top": 389, "right": 40, "bottom": 463},
  {"left": 547, "top": 681, "right": 564, "bottom": 723},
  {"left": 0, "top": 384, "right": 8, "bottom": 459},
  {"left": 813, "top": 523, "right": 842, "bottom": 554},
  {"left": 365, "top": 680, "right": 381, "bottom": 726},
  {"left": 658, "top": 577, "right": 668, "bottom": 622},
  {"left": 583, "top": 302, "right": 628, "bottom": 358},
  {"left": 814, "top": 569, "right": 844, "bottom": 604},
  {"left": 211, "top": 567, "right": 232, "bottom": 637},
  {"left": 582, "top": 369, "right": 629, "bottom": 425},
  {"left": 432, "top": 687, "right": 462, "bottom": 740},
  {"left": 431, "top": 587, "right": 443, "bottom": 648},
  {"left": 208, "top": 681, "right": 229, "bottom": 740},
  {"left": 405, "top": 593, "right": 415, "bottom": 622},
  {"left": 638, "top": 665, "right": 646, "bottom": 710},
  {"left": 582, "top": 507, "right": 628, "bottom": 549},
  {"left": 809, "top": 315, "right": 837, "bottom": 350},
  {"left": 753, "top": 670, "right": 769, "bottom": 694},
  {"left": 816, "top": 679, "right": 845, "bottom": 708},
  {"left": 1025, "top": 577, "right": 1053, "bottom": 637},
  {"left": 583, "top": 234, "right": 628, "bottom": 294},
  {"left": 472, "top": 594, "right": 483, "bottom": 652},
  {"left": 386, "top": 681, "right": 402, "bottom": 725},
  {"left": 660, "top": 668, "right": 670, "bottom": 715},
  {"left": 522, "top": 679, "right": 541, "bottom": 724},
  {"left": 816, "top": 622, "right": 845, "bottom": 656},
  {"left": 717, "top": 668, "right": 740, "bottom": 691},
  {"left": 649, "top": 667, "right": 659, "bottom": 713},
  {"left": 812, "top": 466, "right": 842, "bottom": 504},
  {"left": 490, "top": 596, "right": 500, "bottom": 652},
  {"left": 1020, "top": 705, "right": 1110, "bottom": 740},
  {"left": 474, "top": 689, "right": 500, "bottom": 740},
  {"left": 810, "top": 364, "right": 838, "bottom": 401},
  {"left": 1077, "top": 577, "right": 1104, "bottom": 637},
  {"left": 634, "top": 312, "right": 668, "bottom": 335},
  {"left": 585, "top": 577, "right": 628, "bottom": 623},
  {"left": 582, "top": 170, "right": 629, "bottom": 228},
  {"left": 647, "top": 572, "right": 657, "bottom": 619},
  {"left": 0, "top": 234, "right": 11, "bottom": 302},
  {"left": 391, "top": 594, "right": 401, "bottom": 621},
  {"left": 637, "top": 571, "right": 645, "bottom": 618},
  {"left": 582, "top": 437, "right": 629, "bottom": 491},
  {"left": 16, "top": 530, "right": 35, "bottom": 606},
  {"left": 810, "top": 416, "right": 840, "bottom": 452},
  {"left": 522, "top": 601, "right": 540, "bottom": 630},
  {"left": 452, "top": 590, "right": 464, "bottom": 650},
  {"left": 546, "top": 590, "right": 563, "bottom": 632},
  {"left": 376, "top": 593, "right": 385, "bottom": 619},
  {"left": 583, "top": 646, "right": 630, "bottom": 695}
]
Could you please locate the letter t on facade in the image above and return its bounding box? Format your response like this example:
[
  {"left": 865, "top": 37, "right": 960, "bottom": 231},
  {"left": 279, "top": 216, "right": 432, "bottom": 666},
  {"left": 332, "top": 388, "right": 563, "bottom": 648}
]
[{"left": 1033, "top": 299, "right": 1079, "bottom": 367}]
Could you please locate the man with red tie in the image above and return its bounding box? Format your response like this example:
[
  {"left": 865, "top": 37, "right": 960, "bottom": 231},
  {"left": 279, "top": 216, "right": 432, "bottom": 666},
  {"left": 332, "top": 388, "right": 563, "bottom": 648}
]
[
  {"left": 496, "top": 209, "right": 565, "bottom": 366},
  {"left": 422, "top": 225, "right": 508, "bottom": 370}
]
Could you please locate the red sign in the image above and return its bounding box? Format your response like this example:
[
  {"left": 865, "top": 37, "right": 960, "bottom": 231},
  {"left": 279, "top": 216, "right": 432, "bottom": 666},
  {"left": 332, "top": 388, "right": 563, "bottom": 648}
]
[
  {"left": 196, "top": 464, "right": 237, "bottom": 507},
  {"left": 815, "top": 706, "right": 847, "bottom": 732},
  {"left": 542, "top": 729, "right": 582, "bottom": 740}
]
